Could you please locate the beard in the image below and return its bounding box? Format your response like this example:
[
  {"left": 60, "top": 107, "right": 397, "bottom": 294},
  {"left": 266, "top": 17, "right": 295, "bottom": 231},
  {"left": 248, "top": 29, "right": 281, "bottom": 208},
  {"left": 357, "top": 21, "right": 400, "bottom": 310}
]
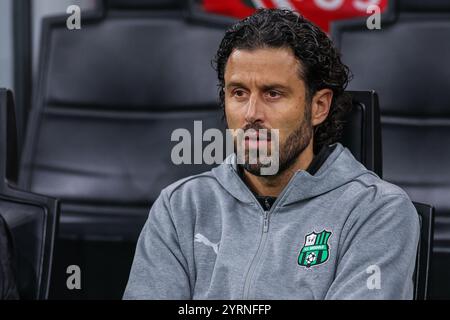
[{"left": 237, "top": 105, "right": 313, "bottom": 177}]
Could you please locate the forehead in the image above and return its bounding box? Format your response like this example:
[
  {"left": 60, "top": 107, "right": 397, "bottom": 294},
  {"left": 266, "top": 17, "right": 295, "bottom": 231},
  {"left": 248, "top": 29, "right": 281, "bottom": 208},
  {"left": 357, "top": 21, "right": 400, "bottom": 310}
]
[{"left": 224, "top": 47, "right": 303, "bottom": 86}]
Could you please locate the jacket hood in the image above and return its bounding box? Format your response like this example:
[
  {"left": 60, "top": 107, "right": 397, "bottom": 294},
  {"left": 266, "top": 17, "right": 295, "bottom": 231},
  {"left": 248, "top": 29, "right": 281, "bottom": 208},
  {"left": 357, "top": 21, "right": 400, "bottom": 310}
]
[{"left": 212, "top": 142, "right": 373, "bottom": 207}]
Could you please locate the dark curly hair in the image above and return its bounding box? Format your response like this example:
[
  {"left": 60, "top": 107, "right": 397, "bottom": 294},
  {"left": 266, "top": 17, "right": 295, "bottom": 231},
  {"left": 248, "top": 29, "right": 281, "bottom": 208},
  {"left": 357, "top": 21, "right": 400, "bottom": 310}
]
[{"left": 213, "top": 8, "right": 352, "bottom": 154}]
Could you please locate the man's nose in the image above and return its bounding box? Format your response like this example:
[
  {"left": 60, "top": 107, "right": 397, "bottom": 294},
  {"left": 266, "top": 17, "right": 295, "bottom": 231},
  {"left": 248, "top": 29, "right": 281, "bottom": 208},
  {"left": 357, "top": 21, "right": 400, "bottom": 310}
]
[{"left": 244, "top": 94, "right": 265, "bottom": 123}]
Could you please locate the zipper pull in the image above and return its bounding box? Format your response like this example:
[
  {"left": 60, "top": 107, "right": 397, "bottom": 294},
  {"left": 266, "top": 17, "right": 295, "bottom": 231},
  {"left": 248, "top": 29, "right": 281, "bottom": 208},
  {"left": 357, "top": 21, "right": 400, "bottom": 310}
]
[
  {"left": 263, "top": 211, "right": 269, "bottom": 233},
  {"left": 264, "top": 198, "right": 270, "bottom": 210}
]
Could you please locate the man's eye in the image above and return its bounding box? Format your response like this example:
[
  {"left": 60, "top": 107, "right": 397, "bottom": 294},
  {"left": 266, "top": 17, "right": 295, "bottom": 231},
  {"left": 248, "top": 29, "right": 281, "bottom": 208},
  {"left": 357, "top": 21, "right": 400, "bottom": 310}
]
[
  {"left": 233, "top": 90, "right": 246, "bottom": 97},
  {"left": 267, "top": 91, "right": 281, "bottom": 98}
]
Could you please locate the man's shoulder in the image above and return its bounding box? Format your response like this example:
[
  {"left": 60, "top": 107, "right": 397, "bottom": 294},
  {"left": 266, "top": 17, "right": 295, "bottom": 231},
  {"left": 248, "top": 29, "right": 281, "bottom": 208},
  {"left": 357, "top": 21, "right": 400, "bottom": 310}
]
[
  {"left": 347, "top": 171, "right": 418, "bottom": 225},
  {"left": 160, "top": 168, "right": 221, "bottom": 201},
  {"left": 350, "top": 170, "right": 411, "bottom": 201}
]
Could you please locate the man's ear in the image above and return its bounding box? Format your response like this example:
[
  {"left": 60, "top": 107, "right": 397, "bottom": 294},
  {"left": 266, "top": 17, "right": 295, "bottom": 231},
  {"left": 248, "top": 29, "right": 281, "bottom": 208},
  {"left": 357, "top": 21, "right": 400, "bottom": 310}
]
[{"left": 311, "top": 89, "right": 333, "bottom": 126}]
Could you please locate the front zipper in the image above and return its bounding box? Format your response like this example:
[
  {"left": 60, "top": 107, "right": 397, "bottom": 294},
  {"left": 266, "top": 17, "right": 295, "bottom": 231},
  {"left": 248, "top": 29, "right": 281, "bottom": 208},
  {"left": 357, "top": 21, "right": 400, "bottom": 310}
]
[
  {"left": 263, "top": 209, "right": 269, "bottom": 233},
  {"left": 229, "top": 166, "right": 300, "bottom": 299},
  {"left": 243, "top": 211, "right": 270, "bottom": 299}
]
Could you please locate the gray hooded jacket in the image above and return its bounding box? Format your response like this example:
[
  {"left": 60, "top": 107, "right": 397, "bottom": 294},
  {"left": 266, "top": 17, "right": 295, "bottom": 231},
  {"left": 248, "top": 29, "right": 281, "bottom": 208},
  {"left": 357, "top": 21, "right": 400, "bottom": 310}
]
[{"left": 123, "top": 143, "right": 420, "bottom": 300}]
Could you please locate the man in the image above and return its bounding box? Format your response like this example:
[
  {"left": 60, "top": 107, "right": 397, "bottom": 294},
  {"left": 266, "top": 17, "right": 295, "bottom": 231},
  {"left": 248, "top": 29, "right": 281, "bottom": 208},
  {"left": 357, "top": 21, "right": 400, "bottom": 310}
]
[{"left": 124, "top": 9, "right": 419, "bottom": 299}]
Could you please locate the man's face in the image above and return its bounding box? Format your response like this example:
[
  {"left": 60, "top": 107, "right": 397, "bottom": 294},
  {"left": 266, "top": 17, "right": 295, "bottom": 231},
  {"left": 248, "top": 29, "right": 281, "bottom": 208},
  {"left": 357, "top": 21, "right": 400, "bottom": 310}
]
[{"left": 224, "top": 47, "right": 313, "bottom": 176}]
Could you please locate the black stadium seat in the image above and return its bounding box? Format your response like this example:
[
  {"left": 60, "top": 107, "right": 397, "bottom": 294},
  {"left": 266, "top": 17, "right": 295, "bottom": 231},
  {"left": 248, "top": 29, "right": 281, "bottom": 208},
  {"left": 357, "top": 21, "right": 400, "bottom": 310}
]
[
  {"left": 341, "top": 91, "right": 382, "bottom": 177},
  {"left": 413, "top": 202, "right": 434, "bottom": 300},
  {"left": 20, "top": 0, "right": 234, "bottom": 241},
  {"left": 21, "top": 0, "right": 382, "bottom": 298},
  {"left": 331, "top": 0, "right": 450, "bottom": 299},
  {"left": 0, "top": 88, "right": 59, "bottom": 299}
]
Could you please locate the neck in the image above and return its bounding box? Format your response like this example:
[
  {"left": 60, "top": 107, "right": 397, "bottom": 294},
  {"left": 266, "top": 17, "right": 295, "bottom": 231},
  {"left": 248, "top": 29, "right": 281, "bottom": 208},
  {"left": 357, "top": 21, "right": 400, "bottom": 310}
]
[{"left": 242, "top": 141, "right": 315, "bottom": 197}]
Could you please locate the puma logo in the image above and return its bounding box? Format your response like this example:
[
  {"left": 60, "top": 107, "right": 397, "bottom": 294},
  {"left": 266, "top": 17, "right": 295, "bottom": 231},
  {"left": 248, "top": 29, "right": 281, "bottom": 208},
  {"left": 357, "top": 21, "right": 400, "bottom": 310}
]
[{"left": 194, "top": 233, "right": 220, "bottom": 255}]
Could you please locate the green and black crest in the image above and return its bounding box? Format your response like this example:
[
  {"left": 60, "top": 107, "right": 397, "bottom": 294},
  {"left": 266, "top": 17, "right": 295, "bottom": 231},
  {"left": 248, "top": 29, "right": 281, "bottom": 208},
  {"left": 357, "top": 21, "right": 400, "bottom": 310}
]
[{"left": 298, "top": 230, "right": 332, "bottom": 268}]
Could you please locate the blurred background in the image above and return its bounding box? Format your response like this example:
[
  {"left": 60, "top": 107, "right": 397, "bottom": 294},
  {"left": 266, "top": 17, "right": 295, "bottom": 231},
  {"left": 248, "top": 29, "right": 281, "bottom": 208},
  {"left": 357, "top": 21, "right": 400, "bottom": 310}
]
[{"left": 0, "top": 0, "right": 449, "bottom": 299}]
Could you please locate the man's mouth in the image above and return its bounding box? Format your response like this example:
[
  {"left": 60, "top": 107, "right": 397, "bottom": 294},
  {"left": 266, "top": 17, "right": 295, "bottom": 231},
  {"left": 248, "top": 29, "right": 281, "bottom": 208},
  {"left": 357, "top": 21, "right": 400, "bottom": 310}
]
[
  {"left": 244, "top": 133, "right": 272, "bottom": 149},
  {"left": 244, "top": 136, "right": 271, "bottom": 141},
  {"left": 243, "top": 130, "right": 271, "bottom": 140}
]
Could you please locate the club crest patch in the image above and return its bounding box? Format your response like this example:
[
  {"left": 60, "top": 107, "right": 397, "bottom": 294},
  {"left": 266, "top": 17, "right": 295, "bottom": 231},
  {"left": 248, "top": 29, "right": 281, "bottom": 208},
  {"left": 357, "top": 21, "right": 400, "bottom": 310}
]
[{"left": 298, "top": 230, "right": 332, "bottom": 268}]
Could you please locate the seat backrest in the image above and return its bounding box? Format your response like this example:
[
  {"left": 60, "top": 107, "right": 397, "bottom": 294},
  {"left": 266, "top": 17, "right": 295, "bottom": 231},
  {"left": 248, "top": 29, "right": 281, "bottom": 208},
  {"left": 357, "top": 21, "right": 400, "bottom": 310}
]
[
  {"left": 19, "top": 0, "right": 237, "bottom": 299},
  {"left": 341, "top": 90, "right": 382, "bottom": 177},
  {"left": 413, "top": 201, "right": 434, "bottom": 300},
  {"left": 19, "top": 0, "right": 235, "bottom": 241},
  {"left": 0, "top": 88, "right": 59, "bottom": 300}
]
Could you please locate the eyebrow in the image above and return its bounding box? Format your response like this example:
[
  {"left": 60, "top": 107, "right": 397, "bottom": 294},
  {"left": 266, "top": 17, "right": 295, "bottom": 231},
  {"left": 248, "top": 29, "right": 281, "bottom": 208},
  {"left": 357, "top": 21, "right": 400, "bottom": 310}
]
[
  {"left": 225, "top": 82, "right": 291, "bottom": 92},
  {"left": 225, "top": 82, "right": 247, "bottom": 90},
  {"left": 260, "top": 84, "right": 291, "bottom": 92}
]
